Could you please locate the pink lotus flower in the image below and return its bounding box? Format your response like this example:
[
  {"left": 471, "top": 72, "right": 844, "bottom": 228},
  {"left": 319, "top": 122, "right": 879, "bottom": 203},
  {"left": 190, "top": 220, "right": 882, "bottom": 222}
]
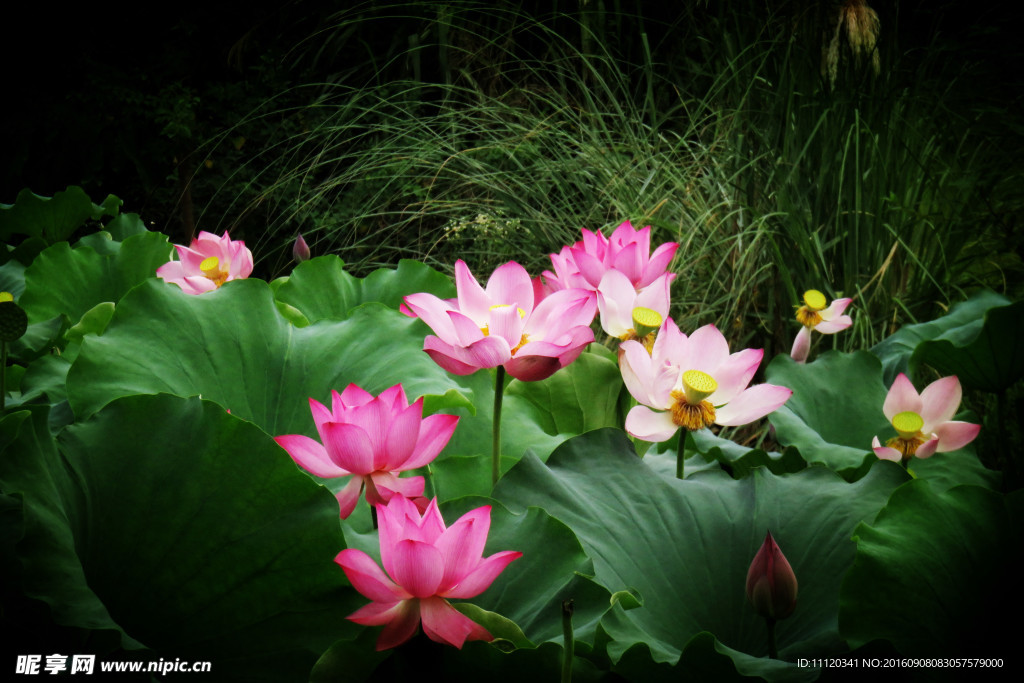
[
  {"left": 403, "top": 260, "right": 596, "bottom": 382},
  {"left": 336, "top": 495, "right": 522, "bottom": 650},
  {"left": 620, "top": 320, "right": 792, "bottom": 441},
  {"left": 790, "top": 290, "right": 853, "bottom": 363},
  {"left": 596, "top": 269, "right": 673, "bottom": 351},
  {"left": 871, "top": 373, "right": 980, "bottom": 461},
  {"left": 156, "top": 230, "right": 254, "bottom": 294},
  {"left": 746, "top": 531, "right": 798, "bottom": 621},
  {"left": 542, "top": 220, "right": 678, "bottom": 294},
  {"left": 274, "top": 384, "right": 457, "bottom": 518},
  {"left": 292, "top": 233, "right": 311, "bottom": 262}
]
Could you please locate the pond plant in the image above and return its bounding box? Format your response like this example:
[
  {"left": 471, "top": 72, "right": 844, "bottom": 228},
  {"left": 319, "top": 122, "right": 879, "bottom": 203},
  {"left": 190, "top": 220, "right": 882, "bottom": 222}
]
[{"left": 1, "top": 187, "right": 1020, "bottom": 680}]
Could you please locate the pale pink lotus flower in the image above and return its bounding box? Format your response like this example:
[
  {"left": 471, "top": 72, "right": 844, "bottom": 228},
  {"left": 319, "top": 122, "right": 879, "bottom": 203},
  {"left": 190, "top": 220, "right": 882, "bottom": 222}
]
[
  {"left": 620, "top": 320, "right": 792, "bottom": 442},
  {"left": 336, "top": 495, "right": 522, "bottom": 650},
  {"left": 274, "top": 384, "right": 458, "bottom": 518},
  {"left": 156, "top": 230, "right": 254, "bottom": 294},
  {"left": 596, "top": 269, "right": 673, "bottom": 353},
  {"left": 790, "top": 290, "right": 853, "bottom": 363},
  {"left": 542, "top": 220, "right": 678, "bottom": 294},
  {"left": 403, "top": 260, "right": 596, "bottom": 382},
  {"left": 871, "top": 373, "right": 980, "bottom": 461}
]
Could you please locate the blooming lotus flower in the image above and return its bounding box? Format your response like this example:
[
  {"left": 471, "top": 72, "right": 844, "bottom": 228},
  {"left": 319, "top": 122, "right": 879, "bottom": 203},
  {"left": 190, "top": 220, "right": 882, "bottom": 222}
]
[
  {"left": 790, "top": 290, "right": 853, "bottom": 363},
  {"left": 542, "top": 220, "right": 678, "bottom": 294},
  {"left": 620, "top": 320, "right": 792, "bottom": 442},
  {"left": 156, "top": 230, "right": 254, "bottom": 294},
  {"left": 596, "top": 269, "right": 673, "bottom": 353},
  {"left": 336, "top": 495, "right": 522, "bottom": 650},
  {"left": 274, "top": 384, "right": 458, "bottom": 518},
  {"left": 746, "top": 531, "right": 798, "bottom": 620},
  {"left": 871, "top": 373, "right": 980, "bottom": 461},
  {"left": 403, "top": 260, "right": 596, "bottom": 382}
]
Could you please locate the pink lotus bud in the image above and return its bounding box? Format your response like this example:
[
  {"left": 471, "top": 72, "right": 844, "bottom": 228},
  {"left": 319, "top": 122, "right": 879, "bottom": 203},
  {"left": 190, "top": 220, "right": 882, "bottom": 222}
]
[
  {"left": 745, "top": 530, "right": 798, "bottom": 620},
  {"left": 293, "top": 233, "right": 311, "bottom": 263}
]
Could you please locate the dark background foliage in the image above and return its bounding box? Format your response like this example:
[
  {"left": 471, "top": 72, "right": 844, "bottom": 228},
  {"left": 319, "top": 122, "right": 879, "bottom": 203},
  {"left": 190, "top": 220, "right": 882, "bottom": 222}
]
[{"left": 3, "top": 0, "right": 1021, "bottom": 239}]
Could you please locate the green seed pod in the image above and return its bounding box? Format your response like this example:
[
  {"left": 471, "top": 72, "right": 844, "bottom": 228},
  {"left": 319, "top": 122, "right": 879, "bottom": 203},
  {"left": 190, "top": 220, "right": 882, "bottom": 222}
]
[{"left": 0, "top": 300, "right": 28, "bottom": 342}]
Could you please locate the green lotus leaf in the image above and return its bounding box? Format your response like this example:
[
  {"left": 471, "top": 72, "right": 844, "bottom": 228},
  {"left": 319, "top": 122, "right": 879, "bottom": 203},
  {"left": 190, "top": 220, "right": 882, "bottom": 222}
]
[
  {"left": 432, "top": 369, "right": 578, "bottom": 486},
  {"left": 765, "top": 351, "right": 890, "bottom": 474},
  {"left": 840, "top": 481, "right": 1023, "bottom": 658},
  {"left": 274, "top": 255, "right": 455, "bottom": 323},
  {"left": 0, "top": 258, "right": 26, "bottom": 297},
  {"left": 910, "top": 300, "right": 1024, "bottom": 392},
  {"left": 0, "top": 186, "right": 120, "bottom": 245},
  {"left": 66, "top": 279, "right": 472, "bottom": 435},
  {"left": 0, "top": 407, "right": 129, "bottom": 646},
  {"left": 689, "top": 428, "right": 808, "bottom": 478},
  {"left": 870, "top": 289, "right": 1012, "bottom": 386},
  {"left": 19, "top": 231, "right": 171, "bottom": 336},
  {"left": 1, "top": 395, "right": 360, "bottom": 680},
  {"left": 494, "top": 429, "right": 908, "bottom": 679},
  {"left": 506, "top": 344, "right": 623, "bottom": 436},
  {"left": 98, "top": 213, "right": 148, "bottom": 242},
  {"left": 16, "top": 355, "right": 71, "bottom": 408}
]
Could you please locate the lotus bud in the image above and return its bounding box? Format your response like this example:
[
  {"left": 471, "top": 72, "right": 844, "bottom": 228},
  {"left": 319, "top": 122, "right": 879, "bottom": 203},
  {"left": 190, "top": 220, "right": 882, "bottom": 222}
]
[
  {"left": 293, "top": 233, "right": 311, "bottom": 263},
  {"left": 745, "top": 530, "right": 798, "bottom": 620}
]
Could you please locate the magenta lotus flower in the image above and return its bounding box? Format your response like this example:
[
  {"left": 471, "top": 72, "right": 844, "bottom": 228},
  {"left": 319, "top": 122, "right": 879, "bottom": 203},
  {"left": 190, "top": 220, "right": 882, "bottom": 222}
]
[
  {"left": 156, "top": 230, "right": 254, "bottom": 295},
  {"left": 790, "top": 289, "right": 853, "bottom": 363},
  {"left": 274, "top": 384, "right": 457, "bottom": 518},
  {"left": 403, "top": 260, "right": 596, "bottom": 382},
  {"left": 746, "top": 531, "right": 798, "bottom": 620},
  {"left": 336, "top": 495, "right": 522, "bottom": 650},
  {"left": 620, "top": 320, "right": 792, "bottom": 441},
  {"left": 871, "top": 373, "right": 980, "bottom": 461},
  {"left": 542, "top": 220, "right": 678, "bottom": 294},
  {"left": 596, "top": 269, "right": 673, "bottom": 352}
]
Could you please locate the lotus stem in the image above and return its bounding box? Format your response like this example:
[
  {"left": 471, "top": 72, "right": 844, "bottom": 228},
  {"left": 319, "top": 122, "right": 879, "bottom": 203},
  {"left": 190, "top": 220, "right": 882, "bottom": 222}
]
[
  {"left": 561, "top": 599, "right": 574, "bottom": 683},
  {"left": 424, "top": 463, "right": 436, "bottom": 500},
  {"left": 1, "top": 341, "right": 6, "bottom": 411},
  {"left": 676, "top": 430, "right": 687, "bottom": 480},
  {"left": 767, "top": 617, "right": 778, "bottom": 659},
  {"left": 492, "top": 366, "right": 506, "bottom": 486}
]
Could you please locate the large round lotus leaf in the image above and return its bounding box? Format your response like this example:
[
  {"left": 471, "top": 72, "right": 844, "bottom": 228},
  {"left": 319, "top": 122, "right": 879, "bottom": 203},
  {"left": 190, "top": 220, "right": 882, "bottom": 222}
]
[
  {"left": 0, "top": 185, "right": 120, "bottom": 244},
  {"left": 911, "top": 300, "right": 1024, "bottom": 392},
  {"left": 869, "top": 289, "right": 1011, "bottom": 386},
  {"left": 765, "top": 351, "right": 889, "bottom": 474},
  {"left": 65, "top": 279, "right": 471, "bottom": 436},
  {"left": 19, "top": 231, "right": 171, "bottom": 328},
  {"left": 494, "top": 429, "right": 908, "bottom": 679},
  {"left": 689, "top": 428, "right": 807, "bottom": 478},
  {"left": 840, "top": 481, "right": 1023, "bottom": 658},
  {"left": 0, "top": 406, "right": 130, "bottom": 646},
  {"left": 0, "top": 396, "right": 360, "bottom": 680},
  {"left": 274, "top": 255, "right": 455, "bottom": 323},
  {"left": 431, "top": 368, "right": 588, "bottom": 493},
  {"left": 0, "top": 258, "right": 26, "bottom": 297},
  {"left": 506, "top": 344, "right": 623, "bottom": 437},
  {"left": 438, "top": 346, "right": 624, "bottom": 473}
]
